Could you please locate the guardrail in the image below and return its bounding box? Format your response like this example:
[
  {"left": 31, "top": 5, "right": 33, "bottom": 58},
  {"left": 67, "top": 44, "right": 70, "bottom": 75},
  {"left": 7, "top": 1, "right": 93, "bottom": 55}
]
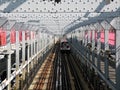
[
  {"left": 0, "top": 41, "right": 54, "bottom": 90},
  {"left": 70, "top": 43, "right": 116, "bottom": 90}
]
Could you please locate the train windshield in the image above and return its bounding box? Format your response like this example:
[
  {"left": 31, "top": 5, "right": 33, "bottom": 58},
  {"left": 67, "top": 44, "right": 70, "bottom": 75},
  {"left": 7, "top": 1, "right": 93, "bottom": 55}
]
[{"left": 61, "top": 42, "right": 68, "bottom": 46}]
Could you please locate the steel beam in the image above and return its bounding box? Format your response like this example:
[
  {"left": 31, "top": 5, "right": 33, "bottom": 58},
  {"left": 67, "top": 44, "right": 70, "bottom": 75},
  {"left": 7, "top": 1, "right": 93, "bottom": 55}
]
[
  {"left": 87, "top": 26, "right": 91, "bottom": 43},
  {"left": 90, "top": 25, "right": 95, "bottom": 65},
  {"left": 94, "top": 23, "right": 102, "bottom": 70},
  {"left": 102, "top": 21, "right": 110, "bottom": 79},
  {"left": 115, "top": 17, "right": 120, "bottom": 90},
  {"left": 15, "top": 31, "right": 20, "bottom": 89},
  {"left": 7, "top": 31, "right": 11, "bottom": 90},
  {"left": 22, "top": 31, "right": 26, "bottom": 81}
]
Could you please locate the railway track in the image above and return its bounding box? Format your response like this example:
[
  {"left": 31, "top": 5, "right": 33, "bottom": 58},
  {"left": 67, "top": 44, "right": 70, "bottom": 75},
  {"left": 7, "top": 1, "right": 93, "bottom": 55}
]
[
  {"left": 61, "top": 53, "right": 70, "bottom": 90},
  {"left": 33, "top": 53, "right": 55, "bottom": 90},
  {"left": 28, "top": 44, "right": 57, "bottom": 90},
  {"left": 29, "top": 43, "right": 89, "bottom": 90},
  {"left": 28, "top": 43, "right": 63, "bottom": 90},
  {"left": 66, "top": 54, "right": 83, "bottom": 90},
  {"left": 60, "top": 52, "right": 89, "bottom": 90}
]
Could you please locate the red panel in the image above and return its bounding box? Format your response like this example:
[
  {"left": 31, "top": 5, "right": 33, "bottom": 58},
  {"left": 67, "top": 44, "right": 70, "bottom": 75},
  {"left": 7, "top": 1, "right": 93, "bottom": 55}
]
[
  {"left": 108, "top": 31, "right": 115, "bottom": 45},
  {"left": 31, "top": 32, "right": 35, "bottom": 39},
  {"left": 19, "top": 31, "right": 22, "bottom": 42},
  {"left": 0, "top": 29, "right": 6, "bottom": 46},
  {"left": 25, "top": 30, "right": 30, "bottom": 40},
  {"left": 10, "top": 29, "right": 16, "bottom": 44}
]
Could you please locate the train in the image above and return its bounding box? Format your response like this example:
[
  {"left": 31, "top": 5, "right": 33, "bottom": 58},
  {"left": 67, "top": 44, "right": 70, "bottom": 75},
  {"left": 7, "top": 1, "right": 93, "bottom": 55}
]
[{"left": 60, "top": 38, "right": 71, "bottom": 53}]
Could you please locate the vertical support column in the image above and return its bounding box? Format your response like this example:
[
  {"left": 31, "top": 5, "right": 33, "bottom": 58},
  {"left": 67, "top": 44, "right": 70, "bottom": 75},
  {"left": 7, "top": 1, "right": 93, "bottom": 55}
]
[
  {"left": 91, "top": 28, "right": 95, "bottom": 64},
  {"left": 104, "top": 21, "right": 109, "bottom": 79},
  {"left": 96, "top": 23, "right": 101, "bottom": 70},
  {"left": 87, "top": 26, "right": 91, "bottom": 62},
  {"left": 33, "top": 33, "right": 35, "bottom": 56},
  {"left": 70, "top": 33, "right": 72, "bottom": 43},
  {"left": 27, "top": 40, "right": 30, "bottom": 73},
  {"left": 22, "top": 31, "right": 25, "bottom": 81},
  {"left": 7, "top": 31, "right": 11, "bottom": 90},
  {"left": 82, "top": 27, "right": 85, "bottom": 45},
  {"left": 88, "top": 27, "right": 91, "bottom": 43},
  {"left": 33, "top": 32, "right": 36, "bottom": 68},
  {"left": 77, "top": 30, "right": 79, "bottom": 42},
  {"left": 36, "top": 32, "right": 39, "bottom": 64},
  {"left": 116, "top": 17, "right": 120, "bottom": 90},
  {"left": 43, "top": 33, "right": 44, "bottom": 48},
  {"left": 85, "top": 28, "right": 88, "bottom": 46},
  {"left": 38, "top": 33, "right": 40, "bottom": 51},
  {"left": 82, "top": 28, "right": 85, "bottom": 45},
  {"left": 83, "top": 27, "right": 86, "bottom": 56},
  {"left": 30, "top": 31, "right": 33, "bottom": 70},
  {"left": 41, "top": 33, "right": 43, "bottom": 49},
  {"left": 104, "top": 26, "right": 109, "bottom": 50},
  {"left": 44, "top": 34, "right": 46, "bottom": 54},
  {"left": 31, "top": 31, "right": 32, "bottom": 57},
  {"left": 15, "top": 31, "right": 20, "bottom": 89}
]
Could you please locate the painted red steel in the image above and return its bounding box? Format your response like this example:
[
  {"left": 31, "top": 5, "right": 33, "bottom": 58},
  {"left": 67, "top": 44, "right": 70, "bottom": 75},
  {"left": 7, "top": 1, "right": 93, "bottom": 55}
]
[
  {"left": 100, "top": 29, "right": 105, "bottom": 43},
  {"left": 108, "top": 28, "right": 115, "bottom": 45},
  {"left": 25, "top": 30, "right": 30, "bottom": 40},
  {"left": 0, "top": 28, "right": 6, "bottom": 46},
  {"left": 19, "top": 31, "right": 22, "bottom": 42},
  {"left": 10, "top": 28, "right": 16, "bottom": 44}
]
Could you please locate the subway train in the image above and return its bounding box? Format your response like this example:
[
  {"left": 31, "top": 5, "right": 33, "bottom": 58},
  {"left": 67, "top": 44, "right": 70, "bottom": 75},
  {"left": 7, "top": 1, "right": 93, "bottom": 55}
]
[{"left": 60, "top": 38, "right": 71, "bottom": 53}]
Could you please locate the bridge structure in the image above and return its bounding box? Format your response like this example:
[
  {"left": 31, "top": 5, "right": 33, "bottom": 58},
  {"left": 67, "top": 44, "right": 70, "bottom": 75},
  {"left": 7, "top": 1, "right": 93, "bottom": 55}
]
[{"left": 0, "top": 0, "right": 120, "bottom": 90}]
